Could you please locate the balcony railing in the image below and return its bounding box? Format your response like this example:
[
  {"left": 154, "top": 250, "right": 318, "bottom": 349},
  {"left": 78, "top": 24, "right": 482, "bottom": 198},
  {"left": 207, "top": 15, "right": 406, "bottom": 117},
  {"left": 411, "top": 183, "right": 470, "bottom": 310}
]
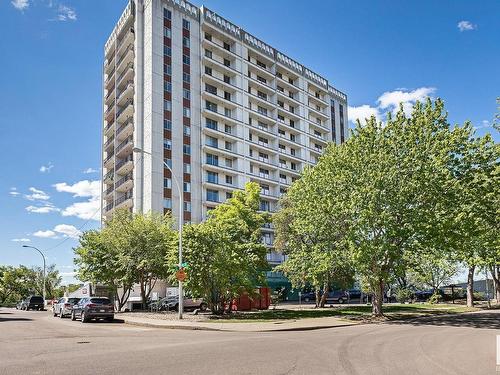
[
  {"left": 104, "top": 202, "right": 114, "bottom": 212},
  {"left": 104, "top": 137, "right": 115, "bottom": 149},
  {"left": 105, "top": 186, "right": 114, "bottom": 196},
  {"left": 116, "top": 154, "right": 133, "bottom": 171},
  {"left": 104, "top": 170, "right": 114, "bottom": 181},
  {"left": 116, "top": 44, "right": 134, "bottom": 68},
  {"left": 116, "top": 136, "right": 133, "bottom": 154},
  {"left": 115, "top": 191, "right": 133, "bottom": 206},
  {"left": 104, "top": 154, "right": 114, "bottom": 165},
  {"left": 115, "top": 173, "right": 133, "bottom": 188},
  {"left": 117, "top": 62, "right": 133, "bottom": 84},
  {"left": 116, "top": 99, "right": 134, "bottom": 119}
]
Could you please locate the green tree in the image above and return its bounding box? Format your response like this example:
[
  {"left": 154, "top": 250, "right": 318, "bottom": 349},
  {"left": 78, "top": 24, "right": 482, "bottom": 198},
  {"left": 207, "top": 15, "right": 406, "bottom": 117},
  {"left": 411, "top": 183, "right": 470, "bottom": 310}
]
[
  {"left": 0, "top": 266, "right": 33, "bottom": 304},
  {"left": 176, "top": 182, "right": 268, "bottom": 314},
  {"left": 275, "top": 99, "right": 474, "bottom": 316}
]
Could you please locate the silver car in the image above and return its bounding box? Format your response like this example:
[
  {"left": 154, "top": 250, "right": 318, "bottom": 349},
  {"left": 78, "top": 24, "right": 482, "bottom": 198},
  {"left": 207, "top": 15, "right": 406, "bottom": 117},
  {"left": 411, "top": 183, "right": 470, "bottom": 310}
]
[{"left": 52, "top": 297, "right": 80, "bottom": 318}]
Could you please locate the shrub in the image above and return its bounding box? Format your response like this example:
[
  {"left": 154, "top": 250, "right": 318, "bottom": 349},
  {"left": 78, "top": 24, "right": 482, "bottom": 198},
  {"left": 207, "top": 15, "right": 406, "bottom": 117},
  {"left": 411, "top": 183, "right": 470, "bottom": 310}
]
[
  {"left": 395, "top": 288, "right": 413, "bottom": 303},
  {"left": 427, "top": 292, "right": 442, "bottom": 304}
]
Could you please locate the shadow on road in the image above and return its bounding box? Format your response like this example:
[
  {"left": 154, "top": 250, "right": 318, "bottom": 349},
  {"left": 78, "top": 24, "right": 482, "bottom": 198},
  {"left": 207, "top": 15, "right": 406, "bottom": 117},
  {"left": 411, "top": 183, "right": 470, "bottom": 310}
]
[
  {"left": 387, "top": 312, "right": 500, "bottom": 330},
  {"left": 0, "top": 312, "right": 13, "bottom": 315},
  {"left": 0, "top": 317, "right": 33, "bottom": 322}
]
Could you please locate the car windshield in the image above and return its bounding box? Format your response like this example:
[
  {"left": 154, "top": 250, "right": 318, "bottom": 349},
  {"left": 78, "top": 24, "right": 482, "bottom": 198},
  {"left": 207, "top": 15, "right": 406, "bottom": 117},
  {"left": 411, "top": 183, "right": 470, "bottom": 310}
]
[
  {"left": 68, "top": 298, "right": 80, "bottom": 304},
  {"left": 30, "top": 297, "right": 44, "bottom": 303},
  {"left": 90, "top": 298, "right": 111, "bottom": 305}
]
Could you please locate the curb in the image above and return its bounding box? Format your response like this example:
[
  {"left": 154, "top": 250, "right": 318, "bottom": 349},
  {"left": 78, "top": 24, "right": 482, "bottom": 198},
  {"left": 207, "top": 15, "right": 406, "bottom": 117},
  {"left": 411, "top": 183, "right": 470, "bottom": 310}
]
[{"left": 122, "top": 318, "right": 360, "bottom": 332}]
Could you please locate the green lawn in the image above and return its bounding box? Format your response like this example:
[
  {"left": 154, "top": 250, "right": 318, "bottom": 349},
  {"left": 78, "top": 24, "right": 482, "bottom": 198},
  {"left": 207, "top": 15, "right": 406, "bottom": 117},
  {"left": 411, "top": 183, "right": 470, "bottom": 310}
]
[{"left": 207, "top": 303, "right": 478, "bottom": 323}]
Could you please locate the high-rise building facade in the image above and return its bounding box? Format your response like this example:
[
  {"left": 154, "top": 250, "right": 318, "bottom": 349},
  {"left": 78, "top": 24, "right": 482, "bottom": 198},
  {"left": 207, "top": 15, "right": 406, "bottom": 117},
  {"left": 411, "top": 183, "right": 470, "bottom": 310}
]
[{"left": 102, "top": 0, "right": 348, "bottom": 265}]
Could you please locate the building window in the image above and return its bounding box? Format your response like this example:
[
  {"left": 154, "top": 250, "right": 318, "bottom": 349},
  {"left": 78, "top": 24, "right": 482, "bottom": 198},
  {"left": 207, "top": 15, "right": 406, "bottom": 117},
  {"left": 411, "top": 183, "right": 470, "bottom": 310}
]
[
  {"left": 183, "top": 54, "right": 190, "bottom": 65},
  {"left": 204, "top": 49, "right": 212, "bottom": 58},
  {"left": 164, "top": 178, "right": 172, "bottom": 189},
  {"left": 163, "top": 8, "right": 171, "bottom": 19},
  {"left": 183, "top": 182, "right": 191, "bottom": 192},
  {"left": 164, "top": 139, "right": 172, "bottom": 150},
  {"left": 225, "top": 158, "right": 233, "bottom": 168},
  {"left": 163, "top": 198, "right": 172, "bottom": 209},
  {"left": 257, "top": 75, "right": 266, "bottom": 84},
  {"left": 206, "top": 153, "right": 218, "bottom": 166},
  {"left": 256, "top": 60, "right": 266, "bottom": 69},
  {"left": 207, "top": 171, "right": 218, "bottom": 184},
  {"left": 226, "top": 192, "right": 232, "bottom": 200},
  {"left": 164, "top": 81, "right": 172, "bottom": 92},
  {"left": 183, "top": 107, "right": 191, "bottom": 118},
  {"left": 223, "top": 58, "right": 231, "bottom": 67},
  {"left": 164, "top": 100, "right": 172, "bottom": 111},
  {"left": 183, "top": 89, "right": 190, "bottom": 100},
  {"left": 183, "top": 125, "right": 191, "bottom": 136},
  {"left": 225, "top": 141, "right": 232, "bottom": 151},
  {"left": 224, "top": 91, "right": 231, "bottom": 101},
  {"left": 205, "top": 66, "right": 212, "bottom": 76},
  {"left": 260, "top": 200, "right": 270, "bottom": 212},
  {"left": 223, "top": 75, "right": 230, "bottom": 84},
  {"left": 183, "top": 163, "right": 191, "bottom": 174},
  {"left": 164, "top": 120, "right": 172, "bottom": 130},
  {"left": 164, "top": 27, "right": 171, "bottom": 38},
  {"left": 206, "top": 118, "right": 218, "bottom": 130},
  {"left": 164, "top": 64, "right": 172, "bottom": 75},
  {"left": 223, "top": 41, "right": 231, "bottom": 51},
  {"left": 183, "top": 144, "right": 191, "bottom": 155},
  {"left": 291, "top": 162, "right": 297, "bottom": 170},
  {"left": 182, "top": 19, "right": 190, "bottom": 30},
  {"left": 205, "top": 83, "right": 217, "bottom": 95},
  {"left": 183, "top": 37, "right": 190, "bottom": 48},
  {"left": 224, "top": 124, "right": 232, "bottom": 134},
  {"left": 262, "top": 232, "right": 272, "bottom": 245},
  {"left": 206, "top": 189, "right": 219, "bottom": 202},
  {"left": 206, "top": 136, "right": 218, "bottom": 148},
  {"left": 290, "top": 134, "right": 296, "bottom": 142},
  {"left": 164, "top": 46, "right": 171, "bottom": 57},
  {"left": 225, "top": 175, "right": 233, "bottom": 185},
  {"left": 184, "top": 201, "right": 191, "bottom": 212},
  {"left": 164, "top": 158, "right": 172, "bottom": 168},
  {"left": 206, "top": 100, "right": 217, "bottom": 112},
  {"left": 205, "top": 32, "right": 212, "bottom": 41},
  {"left": 183, "top": 72, "right": 190, "bottom": 83}
]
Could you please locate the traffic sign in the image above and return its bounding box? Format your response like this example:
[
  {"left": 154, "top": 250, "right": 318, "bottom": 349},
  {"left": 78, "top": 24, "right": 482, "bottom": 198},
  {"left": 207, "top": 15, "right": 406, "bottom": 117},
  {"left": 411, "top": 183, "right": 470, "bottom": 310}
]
[{"left": 175, "top": 269, "right": 187, "bottom": 282}]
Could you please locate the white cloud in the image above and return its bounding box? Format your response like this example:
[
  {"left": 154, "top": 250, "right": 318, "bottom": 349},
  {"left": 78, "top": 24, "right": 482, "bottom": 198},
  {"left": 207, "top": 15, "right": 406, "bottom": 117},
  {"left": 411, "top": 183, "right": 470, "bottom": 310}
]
[
  {"left": 11, "top": 0, "right": 29, "bottom": 11},
  {"left": 56, "top": 4, "right": 77, "bottom": 21},
  {"left": 39, "top": 162, "right": 54, "bottom": 173},
  {"left": 25, "top": 204, "right": 60, "bottom": 214},
  {"left": 9, "top": 187, "right": 20, "bottom": 197},
  {"left": 11, "top": 238, "right": 31, "bottom": 242},
  {"left": 83, "top": 168, "right": 98, "bottom": 174},
  {"left": 33, "top": 230, "right": 57, "bottom": 238},
  {"left": 54, "top": 180, "right": 100, "bottom": 198},
  {"left": 32, "top": 224, "right": 81, "bottom": 240},
  {"left": 53, "top": 224, "right": 81, "bottom": 239},
  {"left": 473, "top": 120, "right": 492, "bottom": 131},
  {"left": 347, "top": 104, "right": 381, "bottom": 124},
  {"left": 61, "top": 198, "right": 100, "bottom": 221},
  {"left": 54, "top": 180, "right": 101, "bottom": 221},
  {"left": 348, "top": 87, "right": 437, "bottom": 124},
  {"left": 25, "top": 187, "right": 50, "bottom": 201},
  {"left": 457, "top": 20, "right": 476, "bottom": 32}
]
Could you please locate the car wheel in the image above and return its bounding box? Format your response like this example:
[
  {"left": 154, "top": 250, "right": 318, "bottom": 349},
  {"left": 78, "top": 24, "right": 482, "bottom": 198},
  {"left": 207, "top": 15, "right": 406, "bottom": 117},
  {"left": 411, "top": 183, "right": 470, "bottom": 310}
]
[
  {"left": 338, "top": 298, "right": 344, "bottom": 304},
  {"left": 81, "top": 312, "right": 88, "bottom": 323},
  {"left": 71, "top": 311, "right": 76, "bottom": 321},
  {"left": 304, "top": 297, "right": 310, "bottom": 302},
  {"left": 59, "top": 310, "right": 65, "bottom": 319},
  {"left": 53, "top": 310, "right": 57, "bottom": 317},
  {"left": 26, "top": 307, "right": 30, "bottom": 311},
  {"left": 174, "top": 303, "right": 179, "bottom": 312},
  {"left": 199, "top": 303, "right": 208, "bottom": 312}
]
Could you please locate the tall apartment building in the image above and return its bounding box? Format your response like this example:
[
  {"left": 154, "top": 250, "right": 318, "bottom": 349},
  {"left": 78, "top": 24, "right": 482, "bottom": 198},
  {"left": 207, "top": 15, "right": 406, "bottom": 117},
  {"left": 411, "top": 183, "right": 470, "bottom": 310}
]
[{"left": 102, "top": 0, "right": 348, "bottom": 267}]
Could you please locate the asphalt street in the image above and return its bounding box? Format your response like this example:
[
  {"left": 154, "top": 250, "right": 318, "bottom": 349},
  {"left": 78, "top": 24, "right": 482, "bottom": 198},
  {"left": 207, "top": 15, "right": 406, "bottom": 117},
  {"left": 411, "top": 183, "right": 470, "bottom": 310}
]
[{"left": 0, "top": 307, "right": 498, "bottom": 375}]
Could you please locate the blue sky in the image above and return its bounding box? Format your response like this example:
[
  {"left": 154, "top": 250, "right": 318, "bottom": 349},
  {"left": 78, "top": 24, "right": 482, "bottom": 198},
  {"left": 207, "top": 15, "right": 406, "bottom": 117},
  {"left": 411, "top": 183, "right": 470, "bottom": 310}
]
[{"left": 1, "top": 0, "right": 498, "bottom": 284}]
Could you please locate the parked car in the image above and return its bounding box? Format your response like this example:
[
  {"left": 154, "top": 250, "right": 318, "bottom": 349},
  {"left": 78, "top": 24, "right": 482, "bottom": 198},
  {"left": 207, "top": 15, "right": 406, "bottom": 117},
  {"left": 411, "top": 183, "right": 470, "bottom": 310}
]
[
  {"left": 158, "top": 296, "right": 207, "bottom": 312},
  {"left": 301, "top": 291, "right": 317, "bottom": 303},
  {"left": 21, "top": 296, "right": 45, "bottom": 311},
  {"left": 52, "top": 297, "right": 80, "bottom": 318},
  {"left": 301, "top": 290, "right": 349, "bottom": 304},
  {"left": 71, "top": 297, "right": 114, "bottom": 323},
  {"left": 413, "top": 290, "right": 434, "bottom": 301}
]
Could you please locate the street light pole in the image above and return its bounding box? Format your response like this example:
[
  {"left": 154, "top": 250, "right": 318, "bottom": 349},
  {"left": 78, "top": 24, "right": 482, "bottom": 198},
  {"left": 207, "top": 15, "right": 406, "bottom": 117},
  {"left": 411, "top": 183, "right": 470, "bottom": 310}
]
[
  {"left": 22, "top": 245, "right": 46, "bottom": 308},
  {"left": 133, "top": 147, "right": 184, "bottom": 319}
]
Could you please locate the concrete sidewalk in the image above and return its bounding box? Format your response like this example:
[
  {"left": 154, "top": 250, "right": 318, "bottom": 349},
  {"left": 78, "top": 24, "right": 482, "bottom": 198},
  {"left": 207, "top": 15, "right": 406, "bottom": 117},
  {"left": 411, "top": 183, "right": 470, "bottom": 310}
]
[{"left": 120, "top": 314, "right": 358, "bottom": 332}]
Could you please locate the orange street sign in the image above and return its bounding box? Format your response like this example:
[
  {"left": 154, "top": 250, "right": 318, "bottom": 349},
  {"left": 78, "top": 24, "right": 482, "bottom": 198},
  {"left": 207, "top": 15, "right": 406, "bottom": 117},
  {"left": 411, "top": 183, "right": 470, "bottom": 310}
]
[{"left": 176, "top": 269, "right": 187, "bottom": 282}]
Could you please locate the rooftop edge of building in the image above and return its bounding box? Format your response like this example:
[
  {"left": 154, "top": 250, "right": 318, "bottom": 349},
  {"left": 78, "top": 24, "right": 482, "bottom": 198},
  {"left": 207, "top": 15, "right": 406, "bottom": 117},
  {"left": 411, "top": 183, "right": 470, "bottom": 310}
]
[{"left": 104, "top": 0, "right": 347, "bottom": 102}]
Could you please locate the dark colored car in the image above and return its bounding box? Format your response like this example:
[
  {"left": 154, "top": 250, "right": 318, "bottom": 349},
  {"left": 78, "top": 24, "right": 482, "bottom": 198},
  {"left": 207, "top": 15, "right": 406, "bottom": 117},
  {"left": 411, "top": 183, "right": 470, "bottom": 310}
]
[
  {"left": 325, "top": 290, "right": 348, "bottom": 304},
  {"left": 52, "top": 297, "right": 80, "bottom": 318},
  {"left": 71, "top": 297, "right": 114, "bottom": 323},
  {"left": 301, "top": 291, "right": 316, "bottom": 303},
  {"left": 413, "top": 290, "right": 434, "bottom": 301},
  {"left": 21, "top": 296, "right": 45, "bottom": 311}
]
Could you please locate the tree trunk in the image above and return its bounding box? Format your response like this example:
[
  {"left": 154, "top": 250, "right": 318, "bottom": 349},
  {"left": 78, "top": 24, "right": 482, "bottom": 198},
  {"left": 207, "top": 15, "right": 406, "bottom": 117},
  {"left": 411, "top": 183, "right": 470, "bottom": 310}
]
[
  {"left": 315, "top": 288, "right": 321, "bottom": 308},
  {"left": 466, "top": 266, "right": 475, "bottom": 308},
  {"left": 490, "top": 265, "right": 500, "bottom": 303},
  {"left": 319, "top": 282, "right": 328, "bottom": 308},
  {"left": 372, "top": 280, "right": 384, "bottom": 317}
]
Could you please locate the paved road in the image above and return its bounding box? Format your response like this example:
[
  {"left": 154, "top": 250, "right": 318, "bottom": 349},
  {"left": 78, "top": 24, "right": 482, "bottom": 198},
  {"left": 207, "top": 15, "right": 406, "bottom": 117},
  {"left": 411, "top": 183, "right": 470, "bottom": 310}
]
[{"left": 0, "top": 308, "right": 498, "bottom": 375}]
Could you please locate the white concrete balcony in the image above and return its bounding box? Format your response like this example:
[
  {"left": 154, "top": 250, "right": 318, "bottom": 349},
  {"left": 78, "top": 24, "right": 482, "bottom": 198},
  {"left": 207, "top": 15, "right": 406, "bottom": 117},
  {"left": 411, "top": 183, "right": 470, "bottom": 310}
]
[
  {"left": 104, "top": 121, "right": 115, "bottom": 137},
  {"left": 104, "top": 201, "right": 114, "bottom": 213},
  {"left": 116, "top": 62, "right": 134, "bottom": 87},
  {"left": 116, "top": 30, "right": 134, "bottom": 56},
  {"left": 114, "top": 191, "right": 133, "bottom": 210},
  {"left": 115, "top": 154, "right": 133, "bottom": 176},
  {"left": 116, "top": 117, "right": 133, "bottom": 141},
  {"left": 103, "top": 153, "right": 114, "bottom": 169},
  {"left": 116, "top": 44, "right": 134, "bottom": 74},
  {"left": 104, "top": 136, "right": 115, "bottom": 152},
  {"left": 115, "top": 173, "right": 133, "bottom": 193},
  {"left": 104, "top": 185, "right": 114, "bottom": 199},
  {"left": 105, "top": 87, "right": 115, "bottom": 106},
  {"left": 116, "top": 99, "right": 133, "bottom": 124},
  {"left": 103, "top": 169, "right": 114, "bottom": 184},
  {"left": 117, "top": 81, "right": 134, "bottom": 106},
  {"left": 115, "top": 136, "right": 133, "bottom": 158}
]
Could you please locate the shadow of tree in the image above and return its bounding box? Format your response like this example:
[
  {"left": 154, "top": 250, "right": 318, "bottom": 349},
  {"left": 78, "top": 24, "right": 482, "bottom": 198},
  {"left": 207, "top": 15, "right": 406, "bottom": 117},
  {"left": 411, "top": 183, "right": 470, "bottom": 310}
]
[
  {"left": 387, "top": 312, "right": 500, "bottom": 330},
  {"left": 0, "top": 317, "right": 33, "bottom": 322}
]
